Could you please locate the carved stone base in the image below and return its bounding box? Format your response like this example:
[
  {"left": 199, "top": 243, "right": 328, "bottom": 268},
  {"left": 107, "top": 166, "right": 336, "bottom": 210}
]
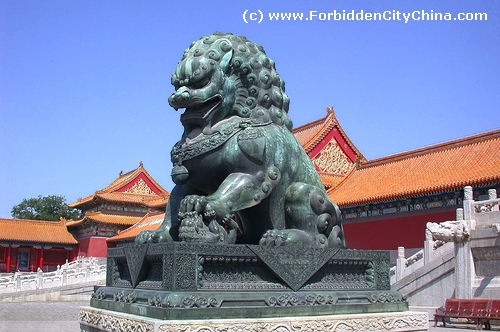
[
  {"left": 79, "top": 306, "right": 429, "bottom": 332},
  {"left": 93, "top": 243, "right": 408, "bottom": 320}
]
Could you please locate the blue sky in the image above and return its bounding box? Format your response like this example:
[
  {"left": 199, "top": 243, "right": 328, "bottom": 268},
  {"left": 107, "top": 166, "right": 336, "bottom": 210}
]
[{"left": 1, "top": 0, "right": 499, "bottom": 218}]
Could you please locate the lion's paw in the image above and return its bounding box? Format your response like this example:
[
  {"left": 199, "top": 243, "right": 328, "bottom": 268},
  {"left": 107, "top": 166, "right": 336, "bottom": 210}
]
[
  {"left": 179, "top": 195, "right": 208, "bottom": 214},
  {"left": 260, "top": 229, "right": 329, "bottom": 248},
  {"left": 259, "top": 229, "right": 288, "bottom": 246},
  {"left": 135, "top": 229, "right": 173, "bottom": 244}
]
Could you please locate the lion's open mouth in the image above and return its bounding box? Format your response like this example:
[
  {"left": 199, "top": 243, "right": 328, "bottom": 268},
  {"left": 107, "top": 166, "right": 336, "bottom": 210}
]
[{"left": 180, "top": 95, "right": 222, "bottom": 127}]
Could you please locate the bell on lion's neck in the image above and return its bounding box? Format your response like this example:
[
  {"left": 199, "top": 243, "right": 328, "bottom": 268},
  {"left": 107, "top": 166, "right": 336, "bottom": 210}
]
[{"left": 171, "top": 164, "right": 189, "bottom": 185}]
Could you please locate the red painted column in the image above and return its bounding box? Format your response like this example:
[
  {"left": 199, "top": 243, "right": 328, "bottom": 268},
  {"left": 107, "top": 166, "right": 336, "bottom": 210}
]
[
  {"left": 38, "top": 247, "right": 44, "bottom": 271},
  {"left": 6, "top": 246, "right": 11, "bottom": 273}
]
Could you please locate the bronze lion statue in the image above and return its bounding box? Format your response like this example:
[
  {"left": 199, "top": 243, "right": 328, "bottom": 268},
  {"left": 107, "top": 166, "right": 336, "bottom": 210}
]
[{"left": 136, "top": 32, "right": 347, "bottom": 248}]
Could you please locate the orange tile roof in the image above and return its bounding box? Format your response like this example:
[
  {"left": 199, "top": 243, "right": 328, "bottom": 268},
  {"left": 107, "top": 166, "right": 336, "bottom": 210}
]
[
  {"left": 293, "top": 107, "right": 366, "bottom": 163},
  {"left": 99, "top": 161, "right": 168, "bottom": 194},
  {"left": 76, "top": 192, "right": 170, "bottom": 207},
  {"left": 66, "top": 212, "right": 142, "bottom": 228},
  {"left": 328, "top": 129, "right": 500, "bottom": 207},
  {"left": 0, "top": 218, "right": 78, "bottom": 245},
  {"left": 318, "top": 172, "right": 348, "bottom": 190},
  {"left": 107, "top": 212, "right": 165, "bottom": 242},
  {"left": 68, "top": 162, "right": 170, "bottom": 209},
  {"left": 293, "top": 117, "right": 329, "bottom": 151}
]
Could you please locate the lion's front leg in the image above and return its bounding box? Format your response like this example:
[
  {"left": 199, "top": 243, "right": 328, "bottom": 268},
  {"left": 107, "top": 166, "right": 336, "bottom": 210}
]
[
  {"left": 135, "top": 185, "right": 186, "bottom": 244},
  {"left": 177, "top": 194, "right": 237, "bottom": 244},
  {"left": 178, "top": 167, "right": 280, "bottom": 243}
]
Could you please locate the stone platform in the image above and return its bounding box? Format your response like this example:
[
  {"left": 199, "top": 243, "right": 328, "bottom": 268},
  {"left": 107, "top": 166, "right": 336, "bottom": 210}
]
[
  {"left": 81, "top": 243, "right": 425, "bottom": 331},
  {"left": 79, "top": 306, "right": 429, "bottom": 332}
]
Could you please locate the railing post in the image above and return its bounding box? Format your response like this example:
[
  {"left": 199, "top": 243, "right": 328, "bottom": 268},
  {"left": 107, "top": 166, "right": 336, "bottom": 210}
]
[
  {"left": 37, "top": 268, "right": 43, "bottom": 289},
  {"left": 62, "top": 268, "right": 67, "bottom": 286},
  {"left": 396, "top": 246, "right": 406, "bottom": 281},
  {"left": 424, "top": 229, "right": 433, "bottom": 264},
  {"left": 15, "top": 273, "right": 21, "bottom": 292},
  {"left": 455, "top": 187, "right": 474, "bottom": 299},
  {"left": 454, "top": 234, "right": 474, "bottom": 299},
  {"left": 489, "top": 189, "right": 498, "bottom": 211},
  {"left": 463, "top": 186, "right": 473, "bottom": 220}
]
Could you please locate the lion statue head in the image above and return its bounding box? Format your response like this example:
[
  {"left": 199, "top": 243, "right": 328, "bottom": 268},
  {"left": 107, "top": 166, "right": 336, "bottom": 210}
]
[{"left": 168, "top": 32, "right": 293, "bottom": 133}]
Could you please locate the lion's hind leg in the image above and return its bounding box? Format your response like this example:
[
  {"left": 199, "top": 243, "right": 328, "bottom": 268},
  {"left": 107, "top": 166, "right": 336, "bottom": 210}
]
[{"left": 259, "top": 182, "right": 346, "bottom": 248}]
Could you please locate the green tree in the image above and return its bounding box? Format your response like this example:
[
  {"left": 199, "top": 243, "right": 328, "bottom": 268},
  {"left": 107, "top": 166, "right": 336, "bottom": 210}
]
[{"left": 11, "top": 195, "right": 81, "bottom": 221}]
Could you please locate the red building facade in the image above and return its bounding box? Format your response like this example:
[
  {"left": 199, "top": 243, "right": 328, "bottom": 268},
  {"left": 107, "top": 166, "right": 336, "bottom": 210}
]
[
  {"left": 2, "top": 111, "right": 497, "bottom": 266},
  {"left": 0, "top": 218, "right": 78, "bottom": 272},
  {"left": 293, "top": 108, "right": 500, "bottom": 251}
]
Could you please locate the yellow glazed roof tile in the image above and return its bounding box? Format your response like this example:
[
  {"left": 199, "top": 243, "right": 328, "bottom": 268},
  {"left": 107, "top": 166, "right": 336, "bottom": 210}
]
[
  {"left": 107, "top": 212, "right": 165, "bottom": 242},
  {"left": 0, "top": 218, "right": 78, "bottom": 245},
  {"left": 328, "top": 130, "right": 500, "bottom": 207}
]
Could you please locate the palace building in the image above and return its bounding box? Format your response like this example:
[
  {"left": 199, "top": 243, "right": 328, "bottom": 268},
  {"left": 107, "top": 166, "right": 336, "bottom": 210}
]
[
  {"left": 108, "top": 108, "right": 499, "bottom": 256},
  {"left": 293, "top": 108, "right": 500, "bottom": 252},
  {"left": 0, "top": 218, "right": 78, "bottom": 272},
  {"left": 107, "top": 211, "right": 166, "bottom": 245},
  {"left": 1, "top": 109, "right": 498, "bottom": 270},
  {"left": 66, "top": 162, "right": 169, "bottom": 258},
  {"left": 0, "top": 162, "right": 169, "bottom": 272}
]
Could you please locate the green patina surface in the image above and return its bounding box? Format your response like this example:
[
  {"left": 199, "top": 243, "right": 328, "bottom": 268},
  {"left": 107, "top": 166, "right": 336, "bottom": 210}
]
[
  {"left": 136, "top": 32, "right": 346, "bottom": 249},
  {"left": 89, "top": 34, "right": 409, "bottom": 323}
]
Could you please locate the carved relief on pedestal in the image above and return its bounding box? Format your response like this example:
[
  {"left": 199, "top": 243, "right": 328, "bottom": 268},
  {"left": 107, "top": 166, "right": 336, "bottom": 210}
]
[
  {"left": 80, "top": 307, "right": 427, "bottom": 332},
  {"left": 312, "top": 140, "right": 354, "bottom": 175},
  {"left": 154, "top": 312, "right": 429, "bottom": 332}
]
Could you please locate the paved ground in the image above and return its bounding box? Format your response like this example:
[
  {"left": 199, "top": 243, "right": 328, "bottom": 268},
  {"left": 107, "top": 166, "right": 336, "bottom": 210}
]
[
  {"left": 0, "top": 300, "right": 498, "bottom": 331},
  {"left": 0, "top": 301, "right": 87, "bottom": 332}
]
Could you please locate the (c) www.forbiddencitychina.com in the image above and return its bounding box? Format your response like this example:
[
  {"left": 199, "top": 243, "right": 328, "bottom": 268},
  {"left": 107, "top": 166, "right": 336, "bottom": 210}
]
[{"left": 242, "top": 10, "right": 488, "bottom": 24}]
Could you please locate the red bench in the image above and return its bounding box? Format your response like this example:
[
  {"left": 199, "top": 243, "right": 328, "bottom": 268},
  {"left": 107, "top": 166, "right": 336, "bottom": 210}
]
[
  {"left": 434, "top": 298, "right": 498, "bottom": 330},
  {"left": 484, "top": 300, "right": 500, "bottom": 330}
]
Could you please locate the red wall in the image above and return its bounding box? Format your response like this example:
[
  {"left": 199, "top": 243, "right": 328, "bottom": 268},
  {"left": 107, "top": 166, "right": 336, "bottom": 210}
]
[
  {"left": 77, "top": 237, "right": 110, "bottom": 258},
  {"left": 343, "top": 210, "right": 456, "bottom": 250}
]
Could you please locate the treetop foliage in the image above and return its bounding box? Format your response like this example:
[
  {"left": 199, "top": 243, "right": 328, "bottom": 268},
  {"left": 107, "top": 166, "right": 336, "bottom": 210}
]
[{"left": 11, "top": 195, "right": 81, "bottom": 221}]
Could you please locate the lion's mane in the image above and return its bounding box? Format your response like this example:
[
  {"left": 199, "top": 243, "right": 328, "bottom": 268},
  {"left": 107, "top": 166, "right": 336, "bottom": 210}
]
[{"left": 171, "top": 32, "right": 293, "bottom": 130}]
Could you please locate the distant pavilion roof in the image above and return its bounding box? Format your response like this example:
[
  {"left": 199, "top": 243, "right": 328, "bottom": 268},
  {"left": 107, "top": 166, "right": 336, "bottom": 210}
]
[
  {"left": 68, "top": 162, "right": 170, "bottom": 210},
  {"left": 106, "top": 212, "right": 165, "bottom": 243},
  {"left": 65, "top": 211, "right": 142, "bottom": 228},
  {"left": 0, "top": 218, "right": 78, "bottom": 245}
]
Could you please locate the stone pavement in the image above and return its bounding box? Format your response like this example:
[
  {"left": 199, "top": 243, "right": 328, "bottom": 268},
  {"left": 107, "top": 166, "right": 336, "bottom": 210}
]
[
  {"left": 0, "top": 300, "right": 86, "bottom": 332},
  {"left": 0, "top": 300, "right": 497, "bottom": 331}
]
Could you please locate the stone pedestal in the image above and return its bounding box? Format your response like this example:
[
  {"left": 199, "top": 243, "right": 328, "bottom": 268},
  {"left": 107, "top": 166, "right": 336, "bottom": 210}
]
[
  {"left": 82, "top": 243, "right": 424, "bottom": 331},
  {"left": 79, "top": 306, "right": 428, "bottom": 332}
]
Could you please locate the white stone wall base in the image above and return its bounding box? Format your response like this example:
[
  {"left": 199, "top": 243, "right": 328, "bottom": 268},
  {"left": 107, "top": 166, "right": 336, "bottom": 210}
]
[{"left": 79, "top": 307, "right": 428, "bottom": 332}]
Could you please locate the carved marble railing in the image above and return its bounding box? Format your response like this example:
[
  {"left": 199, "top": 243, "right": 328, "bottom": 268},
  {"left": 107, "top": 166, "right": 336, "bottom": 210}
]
[
  {"left": 391, "top": 186, "right": 499, "bottom": 286},
  {"left": 473, "top": 191, "right": 500, "bottom": 212},
  {"left": 390, "top": 239, "right": 453, "bottom": 284},
  {"left": 0, "top": 256, "right": 106, "bottom": 293}
]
